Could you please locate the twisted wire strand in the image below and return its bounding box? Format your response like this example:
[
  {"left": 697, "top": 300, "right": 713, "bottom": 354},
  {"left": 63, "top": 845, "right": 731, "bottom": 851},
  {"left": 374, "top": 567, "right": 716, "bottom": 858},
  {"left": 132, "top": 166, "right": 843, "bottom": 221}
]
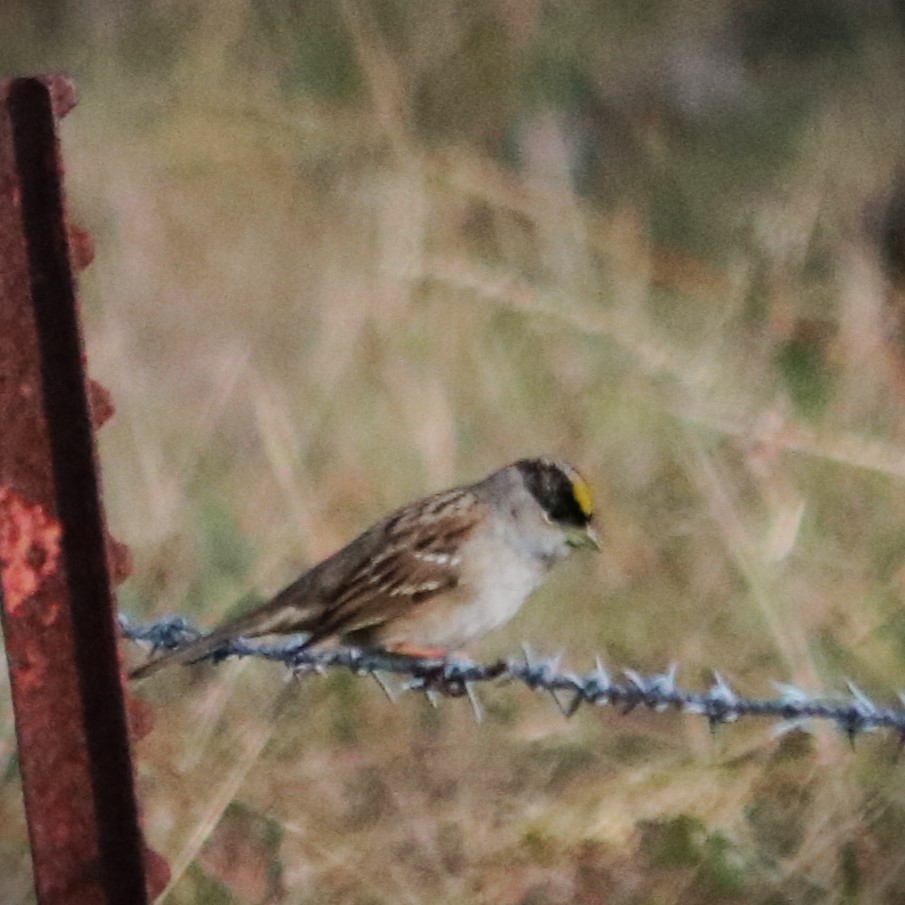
[{"left": 119, "top": 614, "right": 905, "bottom": 738}]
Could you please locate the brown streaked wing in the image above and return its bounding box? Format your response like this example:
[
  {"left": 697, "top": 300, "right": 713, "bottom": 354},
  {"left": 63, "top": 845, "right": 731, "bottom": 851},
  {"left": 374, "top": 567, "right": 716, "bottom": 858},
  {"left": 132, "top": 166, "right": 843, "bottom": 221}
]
[{"left": 302, "top": 488, "right": 484, "bottom": 644}]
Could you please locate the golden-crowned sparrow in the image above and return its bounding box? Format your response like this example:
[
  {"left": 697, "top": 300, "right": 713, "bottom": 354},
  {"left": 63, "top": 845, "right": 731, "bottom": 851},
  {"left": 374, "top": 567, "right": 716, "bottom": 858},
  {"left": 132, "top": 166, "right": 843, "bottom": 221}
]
[{"left": 130, "top": 457, "right": 599, "bottom": 679}]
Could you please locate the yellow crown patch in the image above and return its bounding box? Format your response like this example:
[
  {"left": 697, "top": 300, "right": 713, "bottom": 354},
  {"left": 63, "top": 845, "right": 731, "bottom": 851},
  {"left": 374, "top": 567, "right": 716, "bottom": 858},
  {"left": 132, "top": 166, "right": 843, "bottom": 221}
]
[{"left": 570, "top": 473, "right": 594, "bottom": 518}]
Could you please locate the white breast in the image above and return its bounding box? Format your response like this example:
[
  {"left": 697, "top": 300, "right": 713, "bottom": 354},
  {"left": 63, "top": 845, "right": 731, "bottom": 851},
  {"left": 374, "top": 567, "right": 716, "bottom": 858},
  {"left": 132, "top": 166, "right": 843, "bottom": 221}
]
[{"left": 379, "top": 530, "right": 547, "bottom": 650}]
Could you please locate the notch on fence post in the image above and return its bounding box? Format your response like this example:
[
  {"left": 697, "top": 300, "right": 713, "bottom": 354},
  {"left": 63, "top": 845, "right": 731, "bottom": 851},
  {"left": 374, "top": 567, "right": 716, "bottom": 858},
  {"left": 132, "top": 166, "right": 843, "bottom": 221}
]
[{"left": 0, "top": 76, "right": 167, "bottom": 904}]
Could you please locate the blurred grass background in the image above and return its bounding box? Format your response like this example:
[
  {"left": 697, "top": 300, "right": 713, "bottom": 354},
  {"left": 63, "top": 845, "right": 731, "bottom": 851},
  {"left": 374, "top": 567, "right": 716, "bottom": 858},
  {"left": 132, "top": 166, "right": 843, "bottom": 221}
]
[{"left": 5, "top": 1, "right": 905, "bottom": 902}]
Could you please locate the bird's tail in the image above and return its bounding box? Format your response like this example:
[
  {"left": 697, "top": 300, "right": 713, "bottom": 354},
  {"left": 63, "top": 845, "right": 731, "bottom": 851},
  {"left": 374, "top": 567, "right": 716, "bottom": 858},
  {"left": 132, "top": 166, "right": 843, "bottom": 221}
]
[
  {"left": 128, "top": 596, "right": 317, "bottom": 681},
  {"left": 128, "top": 627, "right": 241, "bottom": 681}
]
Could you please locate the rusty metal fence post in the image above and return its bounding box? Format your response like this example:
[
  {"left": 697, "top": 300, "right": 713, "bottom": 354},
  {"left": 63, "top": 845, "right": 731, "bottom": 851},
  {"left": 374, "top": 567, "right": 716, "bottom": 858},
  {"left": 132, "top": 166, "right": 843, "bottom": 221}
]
[{"left": 0, "top": 76, "right": 166, "bottom": 904}]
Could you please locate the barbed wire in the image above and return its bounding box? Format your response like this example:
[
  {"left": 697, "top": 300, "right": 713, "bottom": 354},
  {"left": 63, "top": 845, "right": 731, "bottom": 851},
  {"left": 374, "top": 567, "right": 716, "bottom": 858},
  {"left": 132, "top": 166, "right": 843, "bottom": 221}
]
[{"left": 119, "top": 613, "right": 905, "bottom": 739}]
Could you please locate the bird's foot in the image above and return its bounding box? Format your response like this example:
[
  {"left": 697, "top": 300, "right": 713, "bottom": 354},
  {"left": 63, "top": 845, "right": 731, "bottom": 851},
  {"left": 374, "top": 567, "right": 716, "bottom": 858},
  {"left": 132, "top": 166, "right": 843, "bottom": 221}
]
[{"left": 384, "top": 642, "right": 451, "bottom": 661}]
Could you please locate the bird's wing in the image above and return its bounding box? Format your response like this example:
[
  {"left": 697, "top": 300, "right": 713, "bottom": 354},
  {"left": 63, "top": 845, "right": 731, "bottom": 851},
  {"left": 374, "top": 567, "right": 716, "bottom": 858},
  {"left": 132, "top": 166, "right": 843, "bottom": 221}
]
[{"left": 299, "top": 488, "right": 485, "bottom": 644}]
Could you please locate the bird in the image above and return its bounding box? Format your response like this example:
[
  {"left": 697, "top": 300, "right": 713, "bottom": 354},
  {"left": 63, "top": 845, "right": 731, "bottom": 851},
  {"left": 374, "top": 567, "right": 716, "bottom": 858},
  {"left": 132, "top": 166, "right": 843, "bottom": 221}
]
[{"left": 129, "top": 457, "right": 599, "bottom": 680}]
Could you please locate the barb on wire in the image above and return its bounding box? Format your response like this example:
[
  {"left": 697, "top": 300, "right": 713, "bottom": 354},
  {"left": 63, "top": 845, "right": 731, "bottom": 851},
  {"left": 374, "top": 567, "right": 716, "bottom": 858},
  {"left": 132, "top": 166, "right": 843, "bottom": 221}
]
[{"left": 119, "top": 614, "right": 905, "bottom": 741}]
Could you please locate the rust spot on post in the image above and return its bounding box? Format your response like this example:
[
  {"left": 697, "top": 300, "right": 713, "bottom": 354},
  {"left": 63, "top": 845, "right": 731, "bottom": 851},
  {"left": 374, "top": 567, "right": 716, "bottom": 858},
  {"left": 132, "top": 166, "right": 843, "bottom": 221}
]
[
  {"left": 0, "top": 487, "right": 62, "bottom": 613},
  {"left": 0, "top": 76, "right": 165, "bottom": 904}
]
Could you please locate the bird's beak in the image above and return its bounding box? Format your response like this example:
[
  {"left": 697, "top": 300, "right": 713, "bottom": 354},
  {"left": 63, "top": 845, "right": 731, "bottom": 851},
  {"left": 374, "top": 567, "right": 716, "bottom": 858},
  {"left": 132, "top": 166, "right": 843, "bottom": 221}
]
[{"left": 567, "top": 524, "right": 601, "bottom": 551}]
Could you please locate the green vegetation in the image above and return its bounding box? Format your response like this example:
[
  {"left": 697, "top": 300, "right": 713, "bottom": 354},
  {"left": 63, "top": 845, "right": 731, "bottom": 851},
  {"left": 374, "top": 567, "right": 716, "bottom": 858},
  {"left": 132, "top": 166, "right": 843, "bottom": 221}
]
[{"left": 4, "top": 1, "right": 905, "bottom": 902}]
